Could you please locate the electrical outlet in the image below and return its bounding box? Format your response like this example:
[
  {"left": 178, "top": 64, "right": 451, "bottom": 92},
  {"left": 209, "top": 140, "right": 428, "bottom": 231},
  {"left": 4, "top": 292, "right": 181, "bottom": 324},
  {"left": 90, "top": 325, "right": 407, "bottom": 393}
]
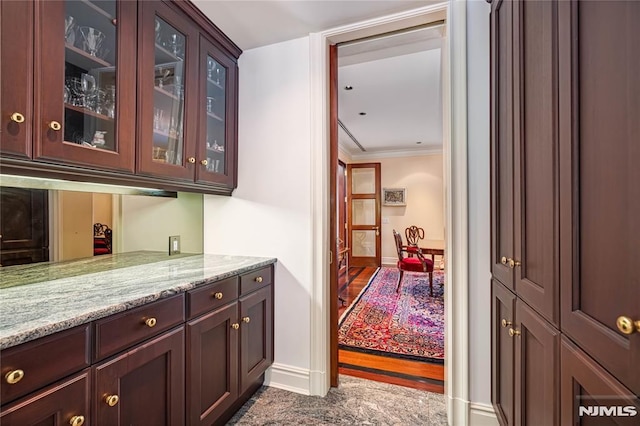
[{"left": 169, "top": 236, "right": 180, "bottom": 255}]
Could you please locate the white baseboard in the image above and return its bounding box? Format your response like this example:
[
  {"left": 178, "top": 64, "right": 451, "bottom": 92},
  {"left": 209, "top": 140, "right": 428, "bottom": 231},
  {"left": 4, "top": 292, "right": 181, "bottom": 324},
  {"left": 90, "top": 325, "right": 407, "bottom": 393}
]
[
  {"left": 263, "top": 363, "right": 311, "bottom": 396},
  {"left": 382, "top": 257, "right": 396, "bottom": 266},
  {"left": 469, "top": 403, "right": 499, "bottom": 426}
]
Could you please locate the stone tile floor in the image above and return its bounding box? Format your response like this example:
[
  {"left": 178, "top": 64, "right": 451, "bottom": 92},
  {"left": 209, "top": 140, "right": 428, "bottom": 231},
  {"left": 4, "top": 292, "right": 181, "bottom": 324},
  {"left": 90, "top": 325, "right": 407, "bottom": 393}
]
[{"left": 227, "top": 375, "right": 447, "bottom": 425}]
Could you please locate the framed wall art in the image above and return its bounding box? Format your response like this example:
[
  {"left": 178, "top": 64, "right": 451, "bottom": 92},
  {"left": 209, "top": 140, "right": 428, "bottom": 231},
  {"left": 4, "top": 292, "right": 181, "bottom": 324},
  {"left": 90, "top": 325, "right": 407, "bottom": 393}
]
[{"left": 382, "top": 188, "right": 406, "bottom": 206}]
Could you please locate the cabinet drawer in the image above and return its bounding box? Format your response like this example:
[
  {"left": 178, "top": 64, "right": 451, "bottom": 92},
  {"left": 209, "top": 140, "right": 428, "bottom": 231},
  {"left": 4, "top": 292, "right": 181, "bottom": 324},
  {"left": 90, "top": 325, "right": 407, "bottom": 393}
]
[
  {"left": 187, "top": 276, "right": 238, "bottom": 319},
  {"left": 240, "top": 266, "right": 273, "bottom": 296},
  {"left": 94, "top": 295, "right": 184, "bottom": 361},
  {"left": 1, "top": 325, "right": 91, "bottom": 406}
]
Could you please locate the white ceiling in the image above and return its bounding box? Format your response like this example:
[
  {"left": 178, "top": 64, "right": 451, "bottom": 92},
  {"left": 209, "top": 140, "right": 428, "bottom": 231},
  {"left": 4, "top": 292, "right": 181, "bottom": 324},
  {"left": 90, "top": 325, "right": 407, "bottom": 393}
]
[{"left": 191, "top": 1, "right": 445, "bottom": 158}]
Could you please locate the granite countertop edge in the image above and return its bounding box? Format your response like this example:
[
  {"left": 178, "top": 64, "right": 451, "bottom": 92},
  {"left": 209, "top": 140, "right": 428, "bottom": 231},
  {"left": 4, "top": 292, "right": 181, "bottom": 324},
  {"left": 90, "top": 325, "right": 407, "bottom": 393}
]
[{"left": 0, "top": 255, "right": 277, "bottom": 350}]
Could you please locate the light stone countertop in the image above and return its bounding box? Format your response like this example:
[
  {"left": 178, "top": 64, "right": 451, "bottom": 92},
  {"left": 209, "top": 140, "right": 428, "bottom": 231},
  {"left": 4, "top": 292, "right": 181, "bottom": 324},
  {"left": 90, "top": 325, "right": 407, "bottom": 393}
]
[{"left": 0, "top": 252, "right": 277, "bottom": 350}]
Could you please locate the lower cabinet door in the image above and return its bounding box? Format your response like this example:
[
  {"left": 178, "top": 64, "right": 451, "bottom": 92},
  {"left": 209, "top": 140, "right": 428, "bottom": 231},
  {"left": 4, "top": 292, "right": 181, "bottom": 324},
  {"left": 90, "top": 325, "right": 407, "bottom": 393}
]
[
  {"left": 0, "top": 371, "right": 90, "bottom": 426},
  {"left": 187, "top": 302, "right": 239, "bottom": 425},
  {"left": 492, "top": 280, "right": 516, "bottom": 426},
  {"left": 560, "top": 336, "right": 640, "bottom": 426},
  {"left": 94, "top": 326, "right": 185, "bottom": 426},
  {"left": 239, "top": 285, "right": 273, "bottom": 394},
  {"left": 514, "top": 300, "right": 560, "bottom": 426}
]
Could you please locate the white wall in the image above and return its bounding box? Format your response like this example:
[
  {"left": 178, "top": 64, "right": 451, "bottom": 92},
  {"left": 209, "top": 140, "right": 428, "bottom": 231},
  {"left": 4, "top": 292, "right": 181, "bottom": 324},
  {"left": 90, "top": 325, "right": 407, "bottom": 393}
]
[
  {"left": 467, "top": 0, "right": 492, "bottom": 407},
  {"left": 203, "top": 37, "right": 313, "bottom": 392},
  {"left": 120, "top": 192, "right": 204, "bottom": 254}
]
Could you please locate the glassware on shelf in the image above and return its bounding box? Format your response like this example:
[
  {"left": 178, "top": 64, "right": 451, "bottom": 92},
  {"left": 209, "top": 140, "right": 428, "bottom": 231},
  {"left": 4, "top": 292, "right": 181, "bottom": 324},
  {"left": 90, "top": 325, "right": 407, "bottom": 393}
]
[
  {"left": 206, "top": 97, "right": 215, "bottom": 113},
  {"left": 79, "top": 26, "right": 106, "bottom": 57},
  {"left": 64, "top": 15, "right": 76, "bottom": 45},
  {"left": 153, "top": 108, "right": 164, "bottom": 131}
]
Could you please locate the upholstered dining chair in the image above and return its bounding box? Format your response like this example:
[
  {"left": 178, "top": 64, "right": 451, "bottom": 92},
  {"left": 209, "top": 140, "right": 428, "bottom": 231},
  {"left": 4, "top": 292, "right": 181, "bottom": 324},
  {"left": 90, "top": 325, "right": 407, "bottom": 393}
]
[
  {"left": 405, "top": 225, "right": 425, "bottom": 257},
  {"left": 393, "top": 229, "right": 434, "bottom": 295}
]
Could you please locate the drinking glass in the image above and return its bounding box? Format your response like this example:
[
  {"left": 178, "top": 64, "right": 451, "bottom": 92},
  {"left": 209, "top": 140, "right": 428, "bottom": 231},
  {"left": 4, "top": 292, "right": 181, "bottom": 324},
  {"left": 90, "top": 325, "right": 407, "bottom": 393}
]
[{"left": 79, "top": 27, "right": 106, "bottom": 57}]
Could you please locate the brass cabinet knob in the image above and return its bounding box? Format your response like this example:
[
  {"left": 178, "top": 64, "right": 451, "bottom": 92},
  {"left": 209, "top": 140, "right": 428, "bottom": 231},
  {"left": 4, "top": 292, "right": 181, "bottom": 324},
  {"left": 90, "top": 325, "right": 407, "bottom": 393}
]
[
  {"left": 200, "top": 159, "right": 208, "bottom": 166},
  {"left": 616, "top": 316, "right": 640, "bottom": 335},
  {"left": 501, "top": 319, "right": 512, "bottom": 328},
  {"left": 105, "top": 394, "right": 119, "bottom": 407},
  {"left": 242, "top": 316, "right": 250, "bottom": 323},
  {"left": 49, "top": 121, "right": 62, "bottom": 131},
  {"left": 188, "top": 157, "right": 196, "bottom": 164},
  {"left": 508, "top": 328, "right": 521, "bottom": 337},
  {"left": 231, "top": 323, "right": 240, "bottom": 330},
  {"left": 70, "top": 415, "right": 85, "bottom": 426},
  {"left": 508, "top": 258, "right": 521, "bottom": 268},
  {"left": 255, "top": 276, "right": 263, "bottom": 283},
  {"left": 213, "top": 292, "right": 223, "bottom": 300},
  {"left": 500, "top": 256, "right": 507, "bottom": 265},
  {"left": 5, "top": 369, "right": 25, "bottom": 384},
  {"left": 144, "top": 317, "right": 157, "bottom": 328},
  {"left": 10, "top": 112, "right": 25, "bottom": 123}
]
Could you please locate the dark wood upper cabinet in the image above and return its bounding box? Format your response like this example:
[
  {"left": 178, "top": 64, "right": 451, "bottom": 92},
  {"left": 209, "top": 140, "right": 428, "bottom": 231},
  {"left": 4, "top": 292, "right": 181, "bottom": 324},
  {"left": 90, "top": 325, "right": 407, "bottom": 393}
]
[
  {"left": 558, "top": 0, "right": 640, "bottom": 396},
  {"left": 0, "top": 0, "right": 33, "bottom": 159},
  {"left": 137, "top": 1, "right": 239, "bottom": 189},
  {"left": 512, "top": 0, "right": 559, "bottom": 326},
  {"left": 1, "top": 0, "right": 241, "bottom": 195},
  {"left": 490, "top": 0, "right": 515, "bottom": 290},
  {"left": 35, "top": 0, "right": 137, "bottom": 172}
]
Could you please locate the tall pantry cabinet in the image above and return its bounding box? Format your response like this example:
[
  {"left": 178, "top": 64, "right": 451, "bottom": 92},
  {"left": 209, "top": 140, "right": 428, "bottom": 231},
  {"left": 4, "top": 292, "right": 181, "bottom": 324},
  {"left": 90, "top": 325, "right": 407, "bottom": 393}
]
[{"left": 490, "top": 1, "right": 640, "bottom": 425}]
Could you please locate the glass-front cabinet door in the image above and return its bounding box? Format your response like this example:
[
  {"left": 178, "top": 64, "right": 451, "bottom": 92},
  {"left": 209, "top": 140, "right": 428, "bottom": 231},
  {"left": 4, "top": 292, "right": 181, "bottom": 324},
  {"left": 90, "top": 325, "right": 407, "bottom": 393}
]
[
  {"left": 36, "top": 0, "right": 136, "bottom": 171},
  {"left": 138, "top": 1, "right": 198, "bottom": 181},
  {"left": 196, "top": 36, "right": 237, "bottom": 186}
]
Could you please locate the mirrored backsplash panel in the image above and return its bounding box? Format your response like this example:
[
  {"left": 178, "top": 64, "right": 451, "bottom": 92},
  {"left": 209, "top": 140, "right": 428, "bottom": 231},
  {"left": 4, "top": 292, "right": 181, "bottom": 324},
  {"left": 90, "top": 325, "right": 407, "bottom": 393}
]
[{"left": 0, "top": 178, "right": 203, "bottom": 268}]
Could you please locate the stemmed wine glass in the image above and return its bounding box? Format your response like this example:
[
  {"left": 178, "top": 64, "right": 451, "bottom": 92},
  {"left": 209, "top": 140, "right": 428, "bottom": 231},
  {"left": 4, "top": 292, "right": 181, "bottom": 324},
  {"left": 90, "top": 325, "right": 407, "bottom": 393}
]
[{"left": 79, "top": 26, "right": 106, "bottom": 57}]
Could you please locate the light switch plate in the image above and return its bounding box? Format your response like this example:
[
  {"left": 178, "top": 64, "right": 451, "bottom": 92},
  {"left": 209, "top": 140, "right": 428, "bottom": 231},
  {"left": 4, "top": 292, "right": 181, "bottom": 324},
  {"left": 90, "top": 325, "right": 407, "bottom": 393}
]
[{"left": 169, "top": 235, "right": 180, "bottom": 255}]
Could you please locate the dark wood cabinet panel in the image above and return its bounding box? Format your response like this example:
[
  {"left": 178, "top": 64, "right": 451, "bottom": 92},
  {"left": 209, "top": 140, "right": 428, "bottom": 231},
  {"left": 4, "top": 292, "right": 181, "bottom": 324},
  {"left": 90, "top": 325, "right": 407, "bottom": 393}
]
[
  {"left": 512, "top": 0, "right": 559, "bottom": 326},
  {"left": 0, "top": 371, "right": 91, "bottom": 426},
  {"left": 560, "top": 337, "right": 640, "bottom": 426},
  {"left": 0, "top": 187, "right": 49, "bottom": 266},
  {"left": 94, "top": 326, "right": 185, "bottom": 426},
  {"left": 558, "top": 0, "right": 640, "bottom": 396},
  {"left": 490, "top": 0, "right": 515, "bottom": 290},
  {"left": 0, "top": 324, "right": 90, "bottom": 406},
  {"left": 187, "top": 302, "right": 239, "bottom": 425},
  {"left": 514, "top": 299, "right": 559, "bottom": 426},
  {"left": 492, "top": 280, "right": 516, "bottom": 426},
  {"left": 0, "top": 0, "right": 33, "bottom": 159},
  {"left": 239, "top": 285, "right": 273, "bottom": 394}
]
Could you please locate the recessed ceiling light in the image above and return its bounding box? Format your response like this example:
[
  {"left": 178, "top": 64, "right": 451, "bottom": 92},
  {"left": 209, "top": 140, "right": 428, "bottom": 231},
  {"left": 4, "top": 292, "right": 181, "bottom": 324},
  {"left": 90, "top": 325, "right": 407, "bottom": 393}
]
[
  {"left": 344, "top": 85, "right": 353, "bottom": 90},
  {"left": 416, "top": 141, "right": 422, "bottom": 144},
  {"left": 359, "top": 112, "right": 366, "bottom": 116}
]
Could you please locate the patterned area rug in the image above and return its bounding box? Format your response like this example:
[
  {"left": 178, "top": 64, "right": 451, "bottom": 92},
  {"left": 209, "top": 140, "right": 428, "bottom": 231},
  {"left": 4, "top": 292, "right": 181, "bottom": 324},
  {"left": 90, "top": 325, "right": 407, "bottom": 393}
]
[{"left": 338, "top": 267, "right": 444, "bottom": 363}]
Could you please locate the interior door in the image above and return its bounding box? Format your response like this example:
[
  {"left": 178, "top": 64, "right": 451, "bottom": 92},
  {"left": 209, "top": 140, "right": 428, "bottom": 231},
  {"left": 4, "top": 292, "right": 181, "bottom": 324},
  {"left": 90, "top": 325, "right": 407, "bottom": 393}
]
[{"left": 347, "top": 163, "right": 381, "bottom": 268}]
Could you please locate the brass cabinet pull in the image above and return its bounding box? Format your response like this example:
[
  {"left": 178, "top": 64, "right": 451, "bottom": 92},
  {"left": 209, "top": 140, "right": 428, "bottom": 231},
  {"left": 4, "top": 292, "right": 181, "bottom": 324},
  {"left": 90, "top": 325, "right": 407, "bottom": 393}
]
[
  {"left": 10, "top": 112, "right": 25, "bottom": 123},
  {"left": 213, "top": 292, "right": 223, "bottom": 300},
  {"left": 105, "top": 394, "right": 119, "bottom": 407},
  {"left": 508, "top": 328, "right": 521, "bottom": 337},
  {"left": 188, "top": 157, "right": 196, "bottom": 164},
  {"left": 70, "top": 415, "right": 85, "bottom": 426},
  {"left": 616, "top": 316, "right": 640, "bottom": 335},
  {"left": 255, "top": 276, "right": 263, "bottom": 283},
  {"left": 200, "top": 159, "right": 208, "bottom": 166},
  {"left": 501, "top": 319, "right": 512, "bottom": 328},
  {"left": 500, "top": 256, "right": 507, "bottom": 265},
  {"left": 231, "top": 323, "right": 240, "bottom": 330},
  {"left": 49, "top": 121, "right": 62, "bottom": 131},
  {"left": 242, "top": 316, "right": 250, "bottom": 323},
  {"left": 5, "top": 369, "right": 25, "bottom": 384},
  {"left": 144, "top": 317, "right": 157, "bottom": 328}
]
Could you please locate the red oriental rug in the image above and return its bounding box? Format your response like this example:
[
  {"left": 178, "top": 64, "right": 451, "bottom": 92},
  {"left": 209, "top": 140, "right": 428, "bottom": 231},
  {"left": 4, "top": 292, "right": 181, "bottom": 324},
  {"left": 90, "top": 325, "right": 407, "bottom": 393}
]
[{"left": 338, "top": 267, "right": 444, "bottom": 363}]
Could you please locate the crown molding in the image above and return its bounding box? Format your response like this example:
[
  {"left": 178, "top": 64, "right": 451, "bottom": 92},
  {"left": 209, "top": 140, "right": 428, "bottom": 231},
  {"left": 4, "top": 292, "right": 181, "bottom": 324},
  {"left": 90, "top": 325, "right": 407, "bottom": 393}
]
[{"left": 349, "top": 147, "right": 442, "bottom": 160}]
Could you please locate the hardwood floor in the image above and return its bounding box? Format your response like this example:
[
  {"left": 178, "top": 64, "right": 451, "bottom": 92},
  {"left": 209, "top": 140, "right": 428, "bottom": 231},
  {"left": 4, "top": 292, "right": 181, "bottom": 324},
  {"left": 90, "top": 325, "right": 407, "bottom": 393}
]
[{"left": 337, "top": 266, "right": 445, "bottom": 394}]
